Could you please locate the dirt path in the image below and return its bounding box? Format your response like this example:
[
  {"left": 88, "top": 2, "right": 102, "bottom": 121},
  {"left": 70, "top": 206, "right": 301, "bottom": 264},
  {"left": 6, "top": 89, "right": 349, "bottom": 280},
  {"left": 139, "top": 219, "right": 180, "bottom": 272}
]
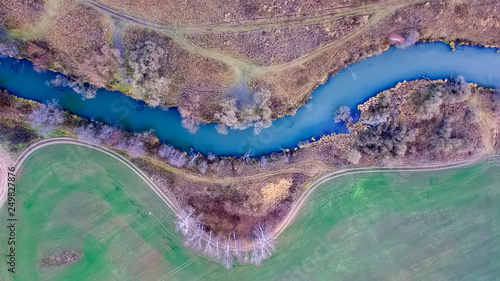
[
  {"left": 77, "top": 0, "right": 428, "bottom": 77},
  {"left": 11, "top": 137, "right": 498, "bottom": 252},
  {"left": 144, "top": 155, "right": 327, "bottom": 184},
  {"left": 271, "top": 154, "right": 500, "bottom": 240},
  {"left": 81, "top": 0, "right": 420, "bottom": 34},
  {"left": 13, "top": 137, "right": 183, "bottom": 216}
]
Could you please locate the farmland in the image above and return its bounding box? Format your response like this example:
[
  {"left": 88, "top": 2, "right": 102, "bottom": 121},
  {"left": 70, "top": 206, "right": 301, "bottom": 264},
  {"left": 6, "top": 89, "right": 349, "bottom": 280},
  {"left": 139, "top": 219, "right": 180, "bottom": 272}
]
[{"left": 1, "top": 142, "right": 499, "bottom": 279}]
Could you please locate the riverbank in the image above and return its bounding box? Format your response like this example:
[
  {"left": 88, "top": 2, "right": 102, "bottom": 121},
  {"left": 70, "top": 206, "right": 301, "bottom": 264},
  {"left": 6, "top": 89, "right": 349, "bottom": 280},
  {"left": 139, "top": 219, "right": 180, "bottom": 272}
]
[
  {"left": 3, "top": 0, "right": 500, "bottom": 128},
  {"left": 2, "top": 42, "right": 500, "bottom": 156},
  {"left": 7, "top": 137, "right": 500, "bottom": 273},
  {"left": 1, "top": 77, "right": 499, "bottom": 256}
]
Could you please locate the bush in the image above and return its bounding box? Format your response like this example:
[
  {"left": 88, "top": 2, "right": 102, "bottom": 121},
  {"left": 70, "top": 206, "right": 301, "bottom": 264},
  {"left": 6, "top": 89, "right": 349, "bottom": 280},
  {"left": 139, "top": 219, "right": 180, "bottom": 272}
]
[
  {"left": 158, "top": 143, "right": 188, "bottom": 167},
  {"left": 0, "top": 119, "right": 37, "bottom": 152},
  {"left": 333, "top": 105, "right": 353, "bottom": 124},
  {"left": 360, "top": 93, "right": 391, "bottom": 125},
  {"left": 411, "top": 76, "right": 471, "bottom": 121},
  {"left": 356, "top": 120, "right": 415, "bottom": 158},
  {"left": 29, "top": 99, "right": 65, "bottom": 136},
  {"left": 127, "top": 40, "right": 170, "bottom": 106},
  {"left": 214, "top": 91, "right": 273, "bottom": 135},
  {"left": 0, "top": 42, "right": 18, "bottom": 58},
  {"left": 77, "top": 45, "right": 121, "bottom": 88},
  {"left": 46, "top": 75, "right": 97, "bottom": 99}
]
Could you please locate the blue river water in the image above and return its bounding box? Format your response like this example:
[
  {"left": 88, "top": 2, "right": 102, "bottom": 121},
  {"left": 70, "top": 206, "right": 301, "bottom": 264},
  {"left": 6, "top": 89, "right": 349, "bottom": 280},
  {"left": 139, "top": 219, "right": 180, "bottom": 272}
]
[{"left": 1, "top": 42, "right": 500, "bottom": 156}]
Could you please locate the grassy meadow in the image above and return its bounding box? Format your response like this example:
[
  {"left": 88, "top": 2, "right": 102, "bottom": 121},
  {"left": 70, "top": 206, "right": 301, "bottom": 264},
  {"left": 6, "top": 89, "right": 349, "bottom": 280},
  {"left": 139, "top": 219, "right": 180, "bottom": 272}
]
[{"left": 1, "top": 144, "right": 499, "bottom": 280}]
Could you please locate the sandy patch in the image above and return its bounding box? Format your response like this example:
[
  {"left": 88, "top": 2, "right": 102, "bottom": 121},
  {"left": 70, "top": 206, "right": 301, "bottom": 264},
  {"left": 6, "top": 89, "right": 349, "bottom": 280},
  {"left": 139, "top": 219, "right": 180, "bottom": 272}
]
[{"left": 260, "top": 178, "right": 292, "bottom": 204}]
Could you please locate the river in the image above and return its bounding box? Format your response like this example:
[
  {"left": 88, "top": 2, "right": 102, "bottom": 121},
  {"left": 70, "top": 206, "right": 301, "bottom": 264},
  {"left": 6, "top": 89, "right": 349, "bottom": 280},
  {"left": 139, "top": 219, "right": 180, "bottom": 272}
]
[{"left": 1, "top": 42, "right": 499, "bottom": 156}]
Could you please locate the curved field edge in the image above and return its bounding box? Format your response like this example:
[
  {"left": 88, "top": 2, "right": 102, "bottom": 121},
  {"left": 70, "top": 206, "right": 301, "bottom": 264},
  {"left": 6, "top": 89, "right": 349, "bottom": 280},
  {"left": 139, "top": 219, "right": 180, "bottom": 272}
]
[
  {"left": 3, "top": 137, "right": 499, "bottom": 247},
  {"left": 1, "top": 139, "right": 499, "bottom": 280},
  {"left": 0, "top": 140, "right": 198, "bottom": 280}
]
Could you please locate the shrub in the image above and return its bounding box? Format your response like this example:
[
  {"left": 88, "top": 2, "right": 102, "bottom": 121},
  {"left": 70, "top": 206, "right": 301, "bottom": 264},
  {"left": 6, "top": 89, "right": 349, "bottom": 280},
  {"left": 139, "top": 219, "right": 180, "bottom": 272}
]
[
  {"left": 47, "top": 75, "right": 97, "bottom": 99},
  {"left": 214, "top": 91, "right": 273, "bottom": 135},
  {"left": 356, "top": 120, "right": 415, "bottom": 158},
  {"left": 0, "top": 42, "right": 18, "bottom": 58},
  {"left": 158, "top": 143, "right": 188, "bottom": 167},
  {"left": 333, "top": 105, "right": 353, "bottom": 123},
  {"left": 127, "top": 40, "right": 170, "bottom": 106},
  {"left": 360, "top": 92, "right": 391, "bottom": 125},
  {"left": 29, "top": 99, "right": 65, "bottom": 136},
  {"left": 77, "top": 45, "right": 121, "bottom": 88}
]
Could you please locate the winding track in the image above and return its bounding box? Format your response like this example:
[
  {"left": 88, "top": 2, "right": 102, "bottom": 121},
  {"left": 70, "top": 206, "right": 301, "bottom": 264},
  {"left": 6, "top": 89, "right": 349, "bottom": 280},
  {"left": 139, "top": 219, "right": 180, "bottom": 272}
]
[
  {"left": 77, "top": 0, "right": 429, "bottom": 76},
  {"left": 81, "top": 0, "right": 426, "bottom": 34},
  {"left": 272, "top": 154, "right": 500, "bottom": 239},
  {"left": 3, "top": 137, "right": 498, "bottom": 252}
]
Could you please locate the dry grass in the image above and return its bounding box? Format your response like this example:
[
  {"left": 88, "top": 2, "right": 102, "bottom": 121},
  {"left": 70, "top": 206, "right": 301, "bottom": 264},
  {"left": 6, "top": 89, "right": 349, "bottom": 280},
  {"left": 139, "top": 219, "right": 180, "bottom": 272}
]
[
  {"left": 260, "top": 178, "right": 292, "bottom": 204},
  {"left": 4, "top": 0, "right": 500, "bottom": 121},
  {"left": 186, "top": 15, "right": 370, "bottom": 66},
  {"left": 247, "top": 0, "right": 500, "bottom": 117},
  {"left": 306, "top": 79, "right": 500, "bottom": 166},
  {"left": 1, "top": 78, "right": 499, "bottom": 237},
  {"left": 45, "top": 2, "right": 112, "bottom": 72},
  {"left": 122, "top": 26, "right": 236, "bottom": 110},
  {"left": 92, "top": 0, "right": 387, "bottom": 25},
  {"left": 0, "top": 0, "right": 45, "bottom": 30},
  {"left": 130, "top": 76, "right": 500, "bottom": 236}
]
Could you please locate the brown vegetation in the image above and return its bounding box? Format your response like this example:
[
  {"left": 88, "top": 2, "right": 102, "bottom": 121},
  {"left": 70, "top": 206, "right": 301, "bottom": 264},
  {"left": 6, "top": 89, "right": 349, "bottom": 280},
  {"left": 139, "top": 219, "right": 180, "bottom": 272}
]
[
  {"left": 91, "top": 0, "right": 387, "bottom": 26},
  {"left": 0, "top": 90, "right": 39, "bottom": 153},
  {"left": 122, "top": 27, "right": 236, "bottom": 109},
  {"left": 44, "top": 2, "right": 118, "bottom": 84},
  {"left": 3, "top": 0, "right": 500, "bottom": 125},
  {"left": 351, "top": 79, "right": 498, "bottom": 164},
  {"left": 2, "top": 78, "right": 498, "bottom": 241},
  {"left": 186, "top": 14, "right": 371, "bottom": 66},
  {"left": 38, "top": 249, "right": 82, "bottom": 267},
  {"left": 0, "top": 0, "right": 44, "bottom": 30}
]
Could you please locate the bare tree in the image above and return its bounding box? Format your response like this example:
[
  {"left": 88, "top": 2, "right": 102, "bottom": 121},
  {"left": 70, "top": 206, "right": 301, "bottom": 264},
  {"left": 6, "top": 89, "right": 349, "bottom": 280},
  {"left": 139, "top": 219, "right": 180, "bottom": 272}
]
[
  {"left": 232, "top": 232, "right": 243, "bottom": 263},
  {"left": 47, "top": 75, "right": 97, "bottom": 99},
  {"left": 187, "top": 224, "right": 205, "bottom": 252},
  {"left": 215, "top": 123, "right": 228, "bottom": 135},
  {"left": 0, "top": 42, "right": 19, "bottom": 58},
  {"left": 207, "top": 152, "right": 217, "bottom": 162},
  {"left": 222, "top": 233, "right": 234, "bottom": 269},
  {"left": 158, "top": 144, "right": 188, "bottom": 167},
  {"left": 250, "top": 225, "right": 275, "bottom": 265},
  {"left": 29, "top": 99, "right": 65, "bottom": 136},
  {"left": 174, "top": 210, "right": 275, "bottom": 269},
  {"left": 127, "top": 40, "right": 170, "bottom": 106},
  {"left": 198, "top": 160, "right": 208, "bottom": 174},
  {"left": 214, "top": 91, "right": 273, "bottom": 135},
  {"left": 334, "top": 105, "right": 353, "bottom": 123},
  {"left": 181, "top": 117, "right": 201, "bottom": 134},
  {"left": 174, "top": 207, "right": 201, "bottom": 236},
  {"left": 125, "top": 134, "right": 146, "bottom": 158},
  {"left": 259, "top": 156, "right": 268, "bottom": 168},
  {"left": 203, "top": 231, "right": 221, "bottom": 261},
  {"left": 73, "top": 124, "right": 100, "bottom": 144}
]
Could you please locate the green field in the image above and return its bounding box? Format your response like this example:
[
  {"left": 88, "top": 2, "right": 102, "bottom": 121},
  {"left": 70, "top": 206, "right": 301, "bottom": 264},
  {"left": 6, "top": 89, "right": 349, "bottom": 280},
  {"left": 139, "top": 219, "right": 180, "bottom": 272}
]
[{"left": 1, "top": 144, "right": 500, "bottom": 280}]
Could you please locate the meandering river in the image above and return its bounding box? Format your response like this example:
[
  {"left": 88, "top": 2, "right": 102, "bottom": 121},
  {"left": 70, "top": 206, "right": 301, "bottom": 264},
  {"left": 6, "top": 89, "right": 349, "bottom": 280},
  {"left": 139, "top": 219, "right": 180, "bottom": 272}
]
[{"left": 1, "top": 42, "right": 499, "bottom": 156}]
